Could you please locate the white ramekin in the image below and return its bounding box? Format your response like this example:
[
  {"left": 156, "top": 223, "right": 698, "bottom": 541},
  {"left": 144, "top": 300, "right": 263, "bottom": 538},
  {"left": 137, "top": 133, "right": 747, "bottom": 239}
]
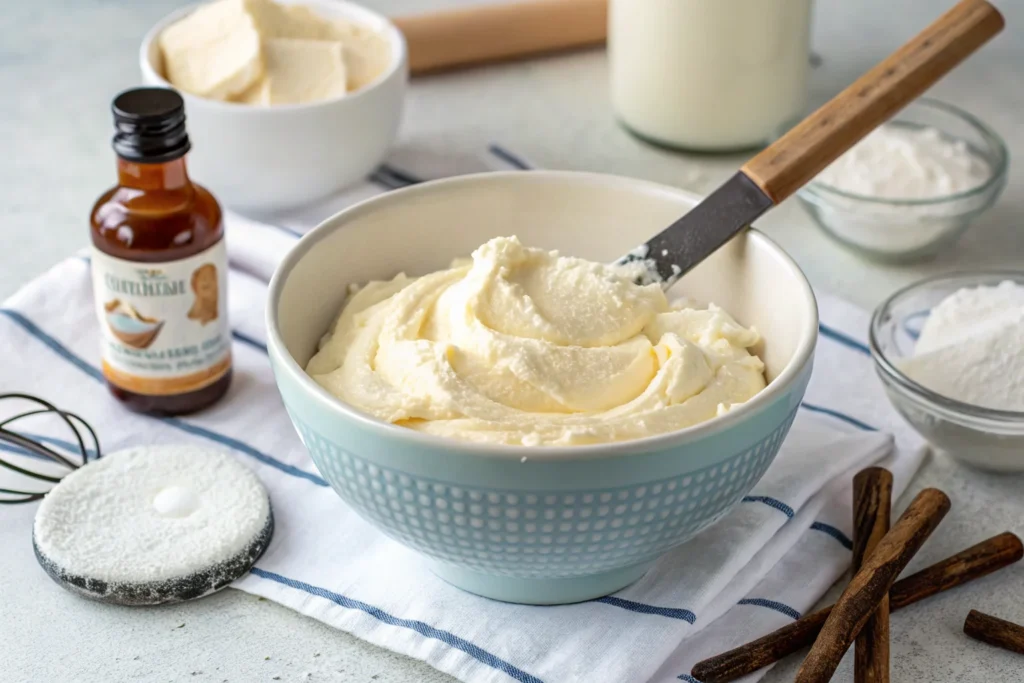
[{"left": 140, "top": 0, "right": 408, "bottom": 213}]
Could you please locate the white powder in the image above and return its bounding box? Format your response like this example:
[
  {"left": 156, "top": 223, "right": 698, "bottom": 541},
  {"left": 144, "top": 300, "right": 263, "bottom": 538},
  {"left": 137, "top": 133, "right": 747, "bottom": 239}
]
[
  {"left": 34, "top": 445, "right": 271, "bottom": 586},
  {"left": 810, "top": 124, "right": 994, "bottom": 256},
  {"left": 900, "top": 281, "right": 1024, "bottom": 411},
  {"left": 817, "top": 125, "right": 991, "bottom": 199}
]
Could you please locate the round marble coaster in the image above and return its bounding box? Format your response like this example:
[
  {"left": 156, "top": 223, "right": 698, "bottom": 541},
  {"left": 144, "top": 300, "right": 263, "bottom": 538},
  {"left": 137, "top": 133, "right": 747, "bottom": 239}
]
[{"left": 33, "top": 444, "right": 273, "bottom": 605}]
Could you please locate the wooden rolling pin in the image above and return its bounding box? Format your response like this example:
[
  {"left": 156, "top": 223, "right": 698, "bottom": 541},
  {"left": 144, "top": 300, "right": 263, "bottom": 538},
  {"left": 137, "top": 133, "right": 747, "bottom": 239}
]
[{"left": 393, "top": 0, "right": 608, "bottom": 75}]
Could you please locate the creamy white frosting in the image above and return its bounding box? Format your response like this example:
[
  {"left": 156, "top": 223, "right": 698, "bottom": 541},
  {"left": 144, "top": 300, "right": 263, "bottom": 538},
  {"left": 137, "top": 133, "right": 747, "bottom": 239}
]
[{"left": 307, "top": 237, "right": 766, "bottom": 446}]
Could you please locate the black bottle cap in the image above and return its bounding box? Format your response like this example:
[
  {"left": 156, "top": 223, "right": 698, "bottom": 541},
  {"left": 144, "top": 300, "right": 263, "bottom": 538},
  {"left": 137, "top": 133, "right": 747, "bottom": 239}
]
[{"left": 111, "top": 87, "right": 191, "bottom": 163}]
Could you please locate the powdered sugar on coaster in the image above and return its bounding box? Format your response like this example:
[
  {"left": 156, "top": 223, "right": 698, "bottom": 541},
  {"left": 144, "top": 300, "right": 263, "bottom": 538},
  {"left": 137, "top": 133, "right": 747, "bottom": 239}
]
[{"left": 33, "top": 444, "right": 273, "bottom": 604}]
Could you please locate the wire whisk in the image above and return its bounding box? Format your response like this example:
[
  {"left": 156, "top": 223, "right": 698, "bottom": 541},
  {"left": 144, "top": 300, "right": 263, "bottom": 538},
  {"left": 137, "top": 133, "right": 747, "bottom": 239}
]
[{"left": 0, "top": 393, "right": 101, "bottom": 504}]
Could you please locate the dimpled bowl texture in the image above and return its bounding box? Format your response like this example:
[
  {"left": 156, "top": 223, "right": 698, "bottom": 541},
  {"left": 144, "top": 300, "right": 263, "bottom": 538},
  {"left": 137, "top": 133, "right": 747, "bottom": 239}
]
[
  {"left": 267, "top": 172, "right": 818, "bottom": 604},
  {"left": 141, "top": 0, "right": 407, "bottom": 212}
]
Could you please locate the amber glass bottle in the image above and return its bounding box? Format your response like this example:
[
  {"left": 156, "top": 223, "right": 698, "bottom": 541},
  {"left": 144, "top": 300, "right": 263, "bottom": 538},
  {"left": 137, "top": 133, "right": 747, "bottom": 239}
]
[{"left": 90, "top": 88, "right": 231, "bottom": 416}]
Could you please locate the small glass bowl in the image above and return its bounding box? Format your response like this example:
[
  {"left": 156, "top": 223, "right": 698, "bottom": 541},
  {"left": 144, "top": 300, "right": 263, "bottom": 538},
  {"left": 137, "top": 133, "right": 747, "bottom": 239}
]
[
  {"left": 870, "top": 271, "right": 1024, "bottom": 472},
  {"left": 796, "top": 99, "right": 1009, "bottom": 263}
]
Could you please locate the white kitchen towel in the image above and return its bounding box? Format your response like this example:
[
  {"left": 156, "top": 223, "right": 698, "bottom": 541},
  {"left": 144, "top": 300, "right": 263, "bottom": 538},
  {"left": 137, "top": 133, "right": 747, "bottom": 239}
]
[{"left": 0, "top": 148, "right": 926, "bottom": 683}]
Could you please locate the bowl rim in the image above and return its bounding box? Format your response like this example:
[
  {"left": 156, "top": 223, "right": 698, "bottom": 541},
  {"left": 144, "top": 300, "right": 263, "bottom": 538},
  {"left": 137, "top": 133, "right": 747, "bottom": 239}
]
[
  {"left": 798, "top": 98, "right": 1009, "bottom": 208},
  {"left": 266, "top": 171, "right": 819, "bottom": 461},
  {"left": 138, "top": 0, "right": 408, "bottom": 113},
  {"left": 869, "top": 269, "right": 1024, "bottom": 425}
]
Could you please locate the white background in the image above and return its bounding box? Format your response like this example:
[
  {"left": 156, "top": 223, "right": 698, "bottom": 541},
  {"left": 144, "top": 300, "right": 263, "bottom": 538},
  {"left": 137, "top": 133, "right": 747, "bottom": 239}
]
[{"left": 3, "top": 0, "right": 1024, "bottom": 681}]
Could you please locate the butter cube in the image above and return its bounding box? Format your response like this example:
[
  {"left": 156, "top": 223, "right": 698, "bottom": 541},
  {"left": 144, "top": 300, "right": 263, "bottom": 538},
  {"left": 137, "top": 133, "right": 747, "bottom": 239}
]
[
  {"left": 260, "top": 39, "right": 348, "bottom": 105},
  {"left": 248, "top": 0, "right": 390, "bottom": 92},
  {"left": 245, "top": 0, "right": 334, "bottom": 40},
  {"left": 327, "top": 18, "right": 392, "bottom": 91},
  {"left": 159, "top": 0, "right": 263, "bottom": 100},
  {"left": 233, "top": 78, "right": 271, "bottom": 106}
]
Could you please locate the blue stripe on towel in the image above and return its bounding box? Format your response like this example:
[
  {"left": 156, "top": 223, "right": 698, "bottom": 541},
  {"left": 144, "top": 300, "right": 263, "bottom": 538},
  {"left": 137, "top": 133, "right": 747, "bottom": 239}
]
[
  {"left": 743, "top": 495, "right": 855, "bottom": 551},
  {"left": 162, "top": 416, "right": 327, "bottom": 486},
  {"left": 371, "top": 164, "right": 424, "bottom": 190},
  {"left": 810, "top": 521, "right": 854, "bottom": 550},
  {"left": 742, "top": 495, "right": 795, "bottom": 518},
  {"left": 1, "top": 309, "right": 104, "bottom": 382},
  {"left": 369, "top": 171, "right": 406, "bottom": 190},
  {"left": 818, "top": 322, "right": 871, "bottom": 356},
  {"left": 0, "top": 440, "right": 50, "bottom": 461},
  {"left": 0, "top": 436, "right": 95, "bottom": 466},
  {"left": 378, "top": 163, "right": 424, "bottom": 185},
  {"left": 593, "top": 596, "right": 697, "bottom": 623},
  {"left": 800, "top": 402, "right": 878, "bottom": 432},
  {"left": 12, "top": 433, "right": 97, "bottom": 462},
  {"left": 677, "top": 675, "right": 703, "bottom": 682},
  {"left": 489, "top": 144, "right": 533, "bottom": 170},
  {"left": 268, "top": 223, "right": 304, "bottom": 239},
  {"left": 0, "top": 308, "right": 327, "bottom": 487},
  {"left": 250, "top": 568, "right": 545, "bottom": 683},
  {"left": 34, "top": 433, "right": 93, "bottom": 459},
  {"left": 737, "top": 598, "right": 801, "bottom": 620},
  {"left": 231, "top": 330, "right": 268, "bottom": 353}
]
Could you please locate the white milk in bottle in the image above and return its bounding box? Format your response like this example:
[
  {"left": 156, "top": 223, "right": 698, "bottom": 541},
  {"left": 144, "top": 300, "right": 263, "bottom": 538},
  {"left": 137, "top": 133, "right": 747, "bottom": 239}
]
[{"left": 609, "top": 0, "right": 813, "bottom": 151}]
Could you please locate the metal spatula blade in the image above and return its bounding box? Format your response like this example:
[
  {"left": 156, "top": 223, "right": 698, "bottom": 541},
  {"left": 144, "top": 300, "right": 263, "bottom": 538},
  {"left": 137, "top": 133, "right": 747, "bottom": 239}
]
[{"left": 615, "top": 173, "right": 772, "bottom": 287}]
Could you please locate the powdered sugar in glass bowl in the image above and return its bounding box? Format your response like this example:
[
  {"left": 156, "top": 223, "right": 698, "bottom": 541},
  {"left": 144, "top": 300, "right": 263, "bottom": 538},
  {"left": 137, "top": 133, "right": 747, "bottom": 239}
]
[
  {"left": 795, "top": 99, "right": 1008, "bottom": 263},
  {"left": 870, "top": 271, "right": 1024, "bottom": 472}
]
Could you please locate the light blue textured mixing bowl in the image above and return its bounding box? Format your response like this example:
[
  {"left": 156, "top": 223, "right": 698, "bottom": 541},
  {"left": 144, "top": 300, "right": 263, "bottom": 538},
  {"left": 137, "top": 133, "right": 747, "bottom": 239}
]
[{"left": 267, "top": 172, "right": 818, "bottom": 604}]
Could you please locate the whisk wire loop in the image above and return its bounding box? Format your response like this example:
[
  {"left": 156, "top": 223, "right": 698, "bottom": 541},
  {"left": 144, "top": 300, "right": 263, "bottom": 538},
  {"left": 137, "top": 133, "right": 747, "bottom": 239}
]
[{"left": 0, "top": 393, "right": 101, "bottom": 504}]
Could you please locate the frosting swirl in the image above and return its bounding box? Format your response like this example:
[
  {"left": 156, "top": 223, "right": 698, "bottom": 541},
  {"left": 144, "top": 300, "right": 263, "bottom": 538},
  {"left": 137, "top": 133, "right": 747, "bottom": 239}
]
[{"left": 307, "top": 237, "right": 766, "bottom": 446}]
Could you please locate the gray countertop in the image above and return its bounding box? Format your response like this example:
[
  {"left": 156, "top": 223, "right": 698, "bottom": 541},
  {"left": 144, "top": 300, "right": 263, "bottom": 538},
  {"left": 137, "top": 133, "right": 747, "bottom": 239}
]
[{"left": 3, "top": 1, "right": 1024, "bottom": 681}]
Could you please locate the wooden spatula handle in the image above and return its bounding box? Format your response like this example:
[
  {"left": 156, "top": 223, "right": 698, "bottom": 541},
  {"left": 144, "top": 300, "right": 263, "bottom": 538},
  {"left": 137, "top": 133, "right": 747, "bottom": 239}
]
[
  {"left": 393, "top": 0, "right": 607, "bottom": 75},
  {"left": 742, "top": 0, "right": 1003, "bottom": 204}
]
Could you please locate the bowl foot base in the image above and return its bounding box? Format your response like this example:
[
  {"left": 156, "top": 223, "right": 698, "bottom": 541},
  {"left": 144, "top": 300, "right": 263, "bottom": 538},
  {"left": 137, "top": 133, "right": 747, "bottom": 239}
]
[{"left": 427, "top": 560, "right": 653, "bottom": 605}]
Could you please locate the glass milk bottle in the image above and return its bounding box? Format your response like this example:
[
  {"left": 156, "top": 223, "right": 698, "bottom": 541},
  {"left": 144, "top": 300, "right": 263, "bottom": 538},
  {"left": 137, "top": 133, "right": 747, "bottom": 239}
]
[{"left": 609, "top": 0, "right": 813, "bottom": 152}]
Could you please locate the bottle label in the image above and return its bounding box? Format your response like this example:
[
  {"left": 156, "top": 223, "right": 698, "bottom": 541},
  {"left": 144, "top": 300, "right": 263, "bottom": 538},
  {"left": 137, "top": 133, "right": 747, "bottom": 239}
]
[{"left": 90, "top": 241, "right": 231, "bottom": 396}]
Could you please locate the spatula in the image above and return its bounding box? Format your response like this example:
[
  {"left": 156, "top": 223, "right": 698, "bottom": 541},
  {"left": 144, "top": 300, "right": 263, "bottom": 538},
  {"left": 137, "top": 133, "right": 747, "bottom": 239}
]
[{"left": 618, "top": 0, "right": 1004, "bottom": 288}]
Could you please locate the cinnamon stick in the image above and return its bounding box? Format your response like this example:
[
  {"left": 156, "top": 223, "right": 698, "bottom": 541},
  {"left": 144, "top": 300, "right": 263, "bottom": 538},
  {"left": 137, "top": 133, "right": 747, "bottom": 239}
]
[
  {"left": 852, "top": 468, "right": 893, "bottom": 683},
  {"left": 888, "top": 532, "right": 1022, "bottom": 610},
  {"left": 692, "top": 532, "right": 1023, "bottom": 682},
  {"left": 794, "top": 488, "right": 950, "bottom": 683},
  {"left": 964, "top": 610, "right": 1024, "bottom": 655}
]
